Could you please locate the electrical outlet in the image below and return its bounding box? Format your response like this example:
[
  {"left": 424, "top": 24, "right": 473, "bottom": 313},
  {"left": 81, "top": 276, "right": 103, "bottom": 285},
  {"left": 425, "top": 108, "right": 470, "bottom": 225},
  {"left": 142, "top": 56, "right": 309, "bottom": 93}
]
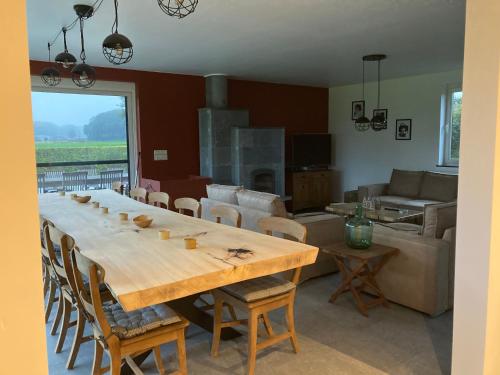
[{"left": 154, "top": 149, "right": 168, "bottom": 161}]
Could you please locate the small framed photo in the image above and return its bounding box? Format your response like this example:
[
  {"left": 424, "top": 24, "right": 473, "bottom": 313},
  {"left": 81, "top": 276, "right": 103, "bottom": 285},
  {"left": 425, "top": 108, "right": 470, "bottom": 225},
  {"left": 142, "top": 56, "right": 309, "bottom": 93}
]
[
  {"left": 352, "top": 100, "right": 365, "bottom": 121},
  {"left": 395, "top": 119, "right": 412, "bottom": 140}
]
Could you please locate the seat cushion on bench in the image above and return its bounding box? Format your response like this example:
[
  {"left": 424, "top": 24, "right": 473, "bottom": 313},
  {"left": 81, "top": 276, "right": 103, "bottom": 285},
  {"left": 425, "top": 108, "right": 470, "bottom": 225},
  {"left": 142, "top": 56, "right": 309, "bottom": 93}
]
[
  {"left": 103, "top": 303, "right": 181, "bottom": 339},
  {"left": 221, "top": 276, "right": 296, "bottom": 302}
]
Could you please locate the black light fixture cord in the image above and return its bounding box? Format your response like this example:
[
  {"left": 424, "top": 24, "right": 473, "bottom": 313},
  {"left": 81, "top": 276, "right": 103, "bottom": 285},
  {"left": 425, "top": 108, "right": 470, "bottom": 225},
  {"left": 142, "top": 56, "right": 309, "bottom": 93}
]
[
  {"left": 362, "top": 60, "right": 365, "bottom": 100},
  {"left": 112, "top": 0, "right": 119, "bottom": 33},
  {"left": 377, "top": 60, "right": 381, "bottom": 109},
  {"left": 79, "top": 17, "right": 86, "bottom": 62},
  {"left": 47, "top": 43, "right": 52, "bottom": 62}
]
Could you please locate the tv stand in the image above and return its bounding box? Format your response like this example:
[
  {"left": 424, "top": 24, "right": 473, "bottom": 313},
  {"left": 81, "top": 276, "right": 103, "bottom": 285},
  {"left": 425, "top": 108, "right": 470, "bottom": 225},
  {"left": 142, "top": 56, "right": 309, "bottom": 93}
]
[{"left": 287, "top": 169, "right": 333, "bottom": 212}]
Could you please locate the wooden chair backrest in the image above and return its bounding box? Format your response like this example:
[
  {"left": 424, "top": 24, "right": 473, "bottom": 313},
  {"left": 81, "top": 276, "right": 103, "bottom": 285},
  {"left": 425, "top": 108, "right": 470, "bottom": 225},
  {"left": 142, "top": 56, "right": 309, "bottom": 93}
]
[
  {"left": 72, "top": 247, "right": 112, "bottom": 339},
  {"left": 62, "top": 171, "right": 88, "bottom": 192},
  {"left": 37, "top": 173, "right": 46, "bottom": 194},
  {"left": 130, "top": 187, "right": 147, "bottom": 202},
  {"left": 257, "top": 217, "right": 307, "bottom": 244},
  {"left": 111, "top": 181, "right": 123, "bottom": 194},
  {"left": 210, "top": 205, "right": 242, "bottom": 228},
  {"left": 148, "top": 191, "right": 170, "bottom": 209},
  {"left": 43, "top": 221, "right": 76, "bottom": 290},
  {"left": 174, "top": 197, "right": 201, "bottom": 218},
  {"left": 100, "top": 170, "right": 123, "bottom": 190}
]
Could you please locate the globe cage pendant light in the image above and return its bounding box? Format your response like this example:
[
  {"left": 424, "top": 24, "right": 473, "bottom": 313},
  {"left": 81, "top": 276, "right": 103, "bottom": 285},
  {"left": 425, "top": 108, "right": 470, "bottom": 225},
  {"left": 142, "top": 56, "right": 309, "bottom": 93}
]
[
  {"left": 102, "top": 0, "right": 133, "bottom": 65},
  {"left": 41, "top": 43, "right": 61, "bottom": 87},
  {"left": 158, "top": 0, "right": 198, "bottom": 19},
  {"left": 369, "top": 54, "right": 388, "bottom": 131},
  {"left": 72, "top": 8, "right": 96, "bottom": 89},
  {"left": 355, "top": 58, "right": 371, "bottom": 132},
  {"left": 55, "top": 28, "right": 77, "bottom": 69}
]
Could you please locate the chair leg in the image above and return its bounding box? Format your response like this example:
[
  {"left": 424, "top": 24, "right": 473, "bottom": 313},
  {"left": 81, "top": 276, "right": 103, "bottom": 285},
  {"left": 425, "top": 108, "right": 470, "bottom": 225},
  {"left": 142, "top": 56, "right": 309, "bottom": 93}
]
[
  {"left": 176, "top": 329, "right": 188, "bottom": 375},
  {"left": 66, "top": 310, "right": 86, "bottom": 369},
  {"left": 153, "top": 346, "right": 166, "bottom": 375},
  {"left": 43, "top": 265, "right": 50, "bottom": 298},
  {"left": 109, "top": 343, "right": 122, "bottom": 375},
  {"left": 92, "top": 340, "right": 104, "bottom": 375},
  {"left": 226, "top": 304, "right": 238, "bottom": 321},
  {"left": 211, "top": 298, "right": 224, "bottom": 357},
  {"left": 55, "top": 298, "right": 72, "bottom": 353},
  {"left": 50, "top": 289, "right": 63, "bottom": 336},
  {"left": 286, "top": 299, "right": 299, "bottom": 353},
  {"left": 261, "top": 313, "right": 275, "bottom": 337},
  {"left": 45, "top": 280, "right": 57, "bottom": 323},
  {"left": 247, "top": 310, "right": 258, "bottom": 375}
]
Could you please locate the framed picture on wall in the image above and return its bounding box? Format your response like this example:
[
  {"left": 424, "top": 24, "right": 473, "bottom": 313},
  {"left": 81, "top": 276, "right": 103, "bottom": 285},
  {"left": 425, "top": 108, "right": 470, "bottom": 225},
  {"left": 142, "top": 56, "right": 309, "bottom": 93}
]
[
  {"left": 395, "top": 119, "right": 412, "bottom": 140},
  {"left": 352, "top": 100, "right": 365, "bottom": 120}
]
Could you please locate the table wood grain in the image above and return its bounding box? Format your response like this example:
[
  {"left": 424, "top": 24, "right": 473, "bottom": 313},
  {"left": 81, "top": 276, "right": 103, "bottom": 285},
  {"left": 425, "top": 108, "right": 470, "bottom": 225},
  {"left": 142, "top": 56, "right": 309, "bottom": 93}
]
[{"left": 38, "top": 190, "right": 318, "bottom": 312}]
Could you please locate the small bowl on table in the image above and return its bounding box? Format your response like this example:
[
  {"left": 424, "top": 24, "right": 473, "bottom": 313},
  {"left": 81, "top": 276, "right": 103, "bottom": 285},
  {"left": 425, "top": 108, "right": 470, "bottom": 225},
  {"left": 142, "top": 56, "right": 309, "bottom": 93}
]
[
  {"left": 133, "top": 215, "right": 153, "bottom": 228},
  {"left": 75, "top": 195, "right": 91, "bottom": 204}
]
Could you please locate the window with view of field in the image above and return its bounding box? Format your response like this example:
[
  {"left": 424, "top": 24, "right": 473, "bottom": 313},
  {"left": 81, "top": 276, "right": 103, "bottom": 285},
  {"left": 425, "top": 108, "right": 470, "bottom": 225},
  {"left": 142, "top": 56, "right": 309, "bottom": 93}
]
[
  {"left": 440, "top": 85, "right": 462, "bottom": 166},
  {"left": 31, "top": 91, "right": 130, "bottom": 192}
]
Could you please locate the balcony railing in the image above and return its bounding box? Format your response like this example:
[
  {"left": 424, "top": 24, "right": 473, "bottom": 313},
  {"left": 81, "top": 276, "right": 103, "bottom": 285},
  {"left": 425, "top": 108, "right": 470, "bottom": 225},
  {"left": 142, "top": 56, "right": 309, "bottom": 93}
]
[{"left": 36, "top": 160, "right": 129, "bottom": 193}]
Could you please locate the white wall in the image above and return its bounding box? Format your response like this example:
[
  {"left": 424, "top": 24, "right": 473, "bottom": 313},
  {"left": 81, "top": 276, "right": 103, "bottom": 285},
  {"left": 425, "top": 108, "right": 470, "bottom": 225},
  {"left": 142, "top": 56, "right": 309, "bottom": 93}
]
[{"left": 329, "top": 69, "right": 462, "bottom": 200}]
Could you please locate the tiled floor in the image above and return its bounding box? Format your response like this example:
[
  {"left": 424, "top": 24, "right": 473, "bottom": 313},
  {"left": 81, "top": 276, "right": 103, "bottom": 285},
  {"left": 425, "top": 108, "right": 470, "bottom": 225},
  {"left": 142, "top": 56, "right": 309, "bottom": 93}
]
[{"left": 45, "top": 273, "right": 452, "bottom": 374}]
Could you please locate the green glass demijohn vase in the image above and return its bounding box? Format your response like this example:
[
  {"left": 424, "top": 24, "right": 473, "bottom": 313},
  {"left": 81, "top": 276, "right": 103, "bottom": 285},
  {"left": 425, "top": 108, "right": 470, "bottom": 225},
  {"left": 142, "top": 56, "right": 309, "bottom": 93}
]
[{"left": 345, "top": 203, "right": 373, "bottom": 249}]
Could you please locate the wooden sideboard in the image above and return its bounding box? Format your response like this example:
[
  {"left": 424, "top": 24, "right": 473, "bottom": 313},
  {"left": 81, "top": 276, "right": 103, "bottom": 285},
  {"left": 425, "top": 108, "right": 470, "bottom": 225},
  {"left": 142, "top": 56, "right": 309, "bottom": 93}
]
[{"left": 288, "top": 170, "right": 333, "bottom": 212}]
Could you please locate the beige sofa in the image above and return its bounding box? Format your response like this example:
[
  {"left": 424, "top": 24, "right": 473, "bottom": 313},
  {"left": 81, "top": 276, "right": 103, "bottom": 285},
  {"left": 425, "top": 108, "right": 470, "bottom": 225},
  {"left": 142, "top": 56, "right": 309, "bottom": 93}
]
[
  {"left": 372, "top": 201, "right": 457, "bottom": 316},
  {"left": 200, "top": 184, "right": 343, "bottom": 282},
  {"left": 358, "top": 169, "right": 458, "bottom": 211}
]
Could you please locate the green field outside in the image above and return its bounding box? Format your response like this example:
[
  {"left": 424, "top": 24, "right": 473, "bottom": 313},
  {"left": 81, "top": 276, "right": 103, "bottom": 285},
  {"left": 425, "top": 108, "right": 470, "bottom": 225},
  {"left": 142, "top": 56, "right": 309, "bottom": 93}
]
[{"left": 35, "top": 141, "right": 128, "bottom": 164}]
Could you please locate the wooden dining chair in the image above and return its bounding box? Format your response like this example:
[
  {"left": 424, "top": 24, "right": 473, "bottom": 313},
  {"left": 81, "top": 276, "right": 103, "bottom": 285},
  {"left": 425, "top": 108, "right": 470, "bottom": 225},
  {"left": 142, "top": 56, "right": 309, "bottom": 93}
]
[
  {"left": 72, "top": 247, "right": 189, "bottom": 375},
  {"left": 37, "top": 173, "right": 47, "bottom": 194},
  {"left": 211, "top": 217, "right": 307, "bottom": 375},
  {"left": 41, "top": 223, "right": 60, "bottom": 324},
  {"left": 210, "top": 205, "right": 242, "bottom": 228},
  {"left": 130, "top": 187, "right": 147, "bottom": 202},
  {"left": 148, "top": 191, "right": 170, "bottom": 210},
  {"left": 100, "top": 170, "right": 123, "bottom": 190},
  {"left": 174, "top": 197, "right": 201, "bottom": 218},
  {"left": 62, "top": 171, "right": 88, "bottom": 192},
  {"left": 111, "top": 181, "right": 124, "bottom": 194}
]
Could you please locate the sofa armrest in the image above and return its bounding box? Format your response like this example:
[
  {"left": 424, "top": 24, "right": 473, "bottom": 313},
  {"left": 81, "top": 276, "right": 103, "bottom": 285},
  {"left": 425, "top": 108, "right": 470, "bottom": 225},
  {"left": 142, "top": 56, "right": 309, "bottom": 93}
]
[{"left": 358, "top": 183, "right": 389, "bottom": 201}]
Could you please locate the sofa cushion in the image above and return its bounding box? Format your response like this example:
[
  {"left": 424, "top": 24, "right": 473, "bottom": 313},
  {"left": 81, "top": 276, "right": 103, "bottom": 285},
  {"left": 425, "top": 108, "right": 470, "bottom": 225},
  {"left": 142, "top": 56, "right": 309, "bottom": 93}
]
[
  {"left": 387, "top": 169, "right": 425, "bottom": 198},
  {"left": 421, "top": 202, "right": 457, "bottom": 239},
  {"left": 236, "top": 189, "right": 287, "bottom": 218},
  {"left": 419, "top": 172, "right": 458, "bottom": 202},
  {"left": 379, "top": 195, "right": 414, "bottom": 208},
  {"left": 206, "top": 184, "right": 242, "bottom": 204}
]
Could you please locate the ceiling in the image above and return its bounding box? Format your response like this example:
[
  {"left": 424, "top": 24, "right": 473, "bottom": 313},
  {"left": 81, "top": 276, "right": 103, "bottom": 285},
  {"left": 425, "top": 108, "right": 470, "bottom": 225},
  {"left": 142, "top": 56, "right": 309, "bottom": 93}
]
[{"left": 26, "top": 0, "right": 466, "bottom": 87}]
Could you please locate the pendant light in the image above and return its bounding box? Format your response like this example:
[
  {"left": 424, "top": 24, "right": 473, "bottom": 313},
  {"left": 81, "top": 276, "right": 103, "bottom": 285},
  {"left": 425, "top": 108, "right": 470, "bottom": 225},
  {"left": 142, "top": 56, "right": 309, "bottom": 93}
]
[
  {"left": 72, "top": 6, "right": 96, "bottom": 88},
  {"left": 158, "top": 0, "right": 198, "bottom": 19},
  {"left": 103, "top": 0, "right": 133, "bottom": 65},
  {"left": 369, "top": 54, "right": 388, "bottom": 131},
  {"left": 55, "top": 28, "right": 77, "bottom": 69},
  {"left": 354, "top": 58, "right": 371, "bottom": 132},
  {"left": 41, "top": 43, "right": 61, "bottom": 87}
]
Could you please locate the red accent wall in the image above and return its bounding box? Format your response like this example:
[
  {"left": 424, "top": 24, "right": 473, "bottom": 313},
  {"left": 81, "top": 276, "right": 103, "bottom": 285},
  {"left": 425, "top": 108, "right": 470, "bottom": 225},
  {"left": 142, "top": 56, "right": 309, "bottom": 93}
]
[{"left": 30, "top": 61, "right": 328, "bottom": 181}]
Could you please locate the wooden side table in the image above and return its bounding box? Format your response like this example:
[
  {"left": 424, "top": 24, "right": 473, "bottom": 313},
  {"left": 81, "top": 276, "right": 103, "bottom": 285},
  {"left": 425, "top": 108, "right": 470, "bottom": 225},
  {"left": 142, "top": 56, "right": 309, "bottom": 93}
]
[{"left": 323, "top": 242, "right": 399, "bottom": 317}]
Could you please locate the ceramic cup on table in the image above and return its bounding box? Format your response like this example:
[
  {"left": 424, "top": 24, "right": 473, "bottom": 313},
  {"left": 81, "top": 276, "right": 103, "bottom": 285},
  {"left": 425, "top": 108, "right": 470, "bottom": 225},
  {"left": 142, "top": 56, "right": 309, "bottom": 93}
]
[
  {"left": 101, "top": 207, "right": 109, "bottom": 214},
  {"left": 58, "top": 191, "right": 65, "bottom": 196},
  {"left": 119, "top": 212, "right": 128, "bottom": 221},
  {"left": 159, "top": 229, "right": 170, "bottom": 240},
  {"left": 184, "top": 237, "right": 197, "bottom": 250},
  {"left": 71, "top": 193, "right": 77, "bottom": 200},
  {"left": 92, "top": 202, "right": 100, "bottom": 208}
]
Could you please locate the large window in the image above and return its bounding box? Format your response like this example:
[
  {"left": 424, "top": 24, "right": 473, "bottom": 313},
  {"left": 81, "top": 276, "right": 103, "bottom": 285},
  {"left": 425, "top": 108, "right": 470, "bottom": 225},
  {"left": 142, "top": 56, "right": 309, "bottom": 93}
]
[
  {"left": 440, "top": 84, "right": 462, "bottom": 166},
  {"left": 31, "top": 79, "right": 137, "bottom": 193}
]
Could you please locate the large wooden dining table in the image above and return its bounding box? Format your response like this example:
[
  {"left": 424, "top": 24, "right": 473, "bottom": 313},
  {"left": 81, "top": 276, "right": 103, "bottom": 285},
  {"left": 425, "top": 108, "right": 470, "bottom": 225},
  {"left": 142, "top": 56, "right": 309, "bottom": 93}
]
[{"left": 39, "top": 189, "right": 318, "bottom": 353}]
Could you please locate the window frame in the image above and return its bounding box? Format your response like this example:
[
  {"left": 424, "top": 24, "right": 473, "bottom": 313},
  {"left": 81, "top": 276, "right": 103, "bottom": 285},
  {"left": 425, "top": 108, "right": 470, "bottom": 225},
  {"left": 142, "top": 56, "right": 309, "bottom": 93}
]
[
  {"left": 439, "top": 83, "right": 462, "bottom": 167},
  {"left": 30, "top": 77, "right": 139, "bottom": 187}
]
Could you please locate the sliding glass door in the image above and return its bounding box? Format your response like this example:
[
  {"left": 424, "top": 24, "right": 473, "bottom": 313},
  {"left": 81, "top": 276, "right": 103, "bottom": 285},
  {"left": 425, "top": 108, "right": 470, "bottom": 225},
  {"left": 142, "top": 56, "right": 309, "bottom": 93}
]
[{"left": 31, "top": 79, "right": 137, "bottom": 193}]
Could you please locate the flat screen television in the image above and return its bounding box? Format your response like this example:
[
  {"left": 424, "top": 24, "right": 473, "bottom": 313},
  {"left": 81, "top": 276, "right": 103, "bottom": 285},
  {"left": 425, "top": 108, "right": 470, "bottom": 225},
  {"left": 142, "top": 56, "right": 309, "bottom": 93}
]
[{"left": 291, "top": 133, "right": 331, "bottom": 168}]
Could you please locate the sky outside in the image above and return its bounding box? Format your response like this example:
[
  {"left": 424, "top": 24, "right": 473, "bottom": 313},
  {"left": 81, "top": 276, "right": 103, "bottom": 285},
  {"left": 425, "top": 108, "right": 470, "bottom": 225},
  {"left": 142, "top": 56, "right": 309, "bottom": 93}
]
[{"left": 31, "top": 92, "right": 124, "bottom": 127}]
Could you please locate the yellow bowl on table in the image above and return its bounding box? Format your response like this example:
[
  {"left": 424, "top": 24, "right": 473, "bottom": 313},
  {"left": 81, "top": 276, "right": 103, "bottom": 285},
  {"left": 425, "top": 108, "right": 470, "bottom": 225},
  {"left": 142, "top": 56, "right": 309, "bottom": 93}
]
[
  {"left": 133, "top": 215, "right": 153, "bottom": 228},
  {"left": 75, "top": 195, "right": 91, "bottom": 204}
]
